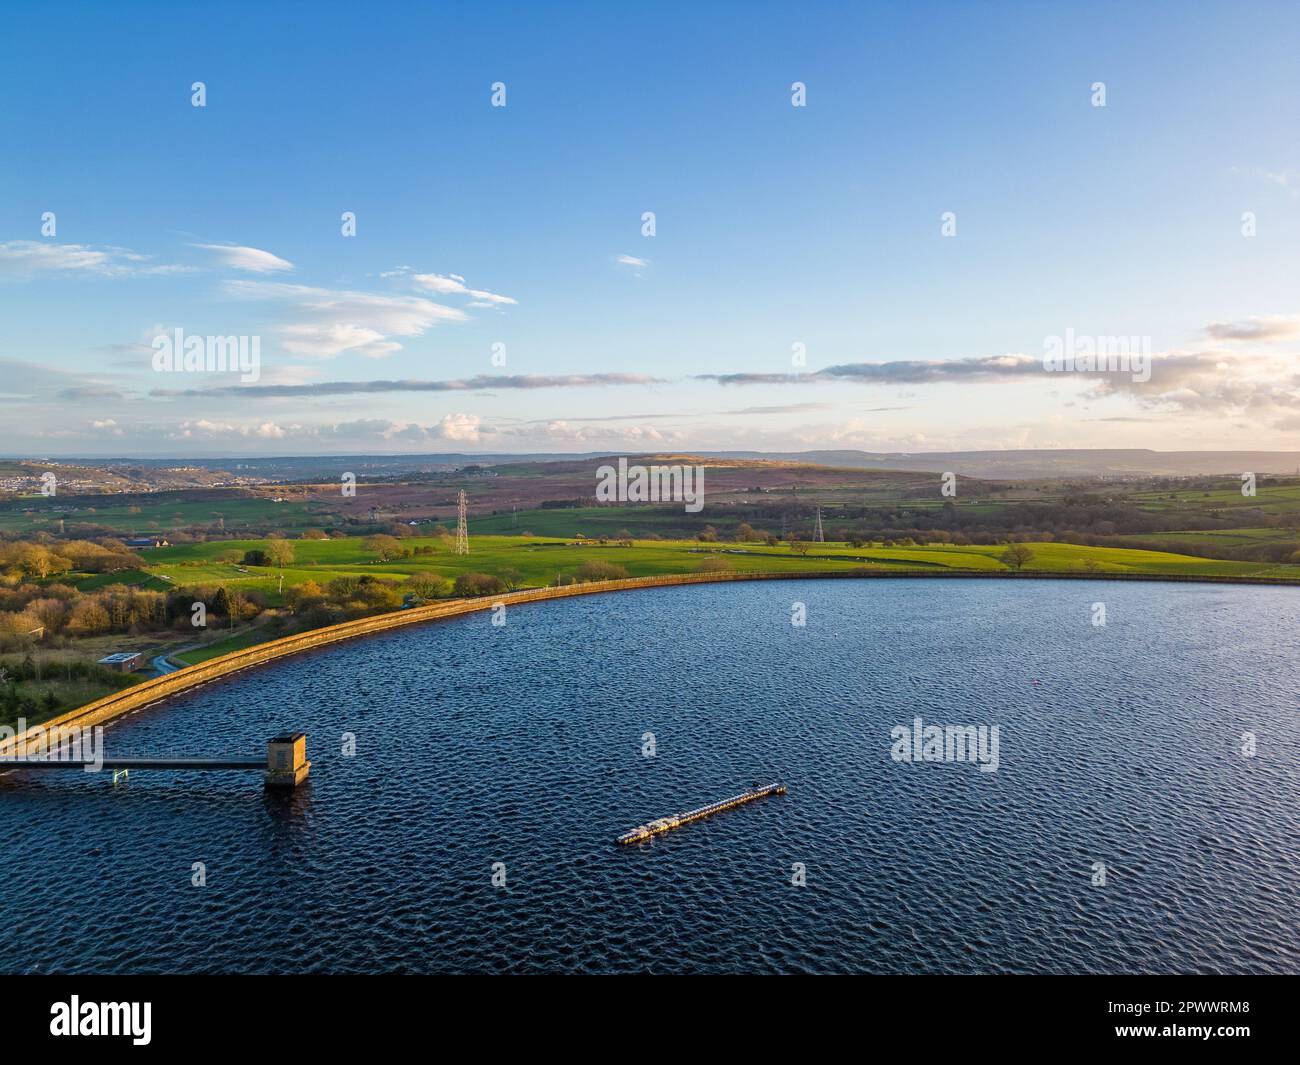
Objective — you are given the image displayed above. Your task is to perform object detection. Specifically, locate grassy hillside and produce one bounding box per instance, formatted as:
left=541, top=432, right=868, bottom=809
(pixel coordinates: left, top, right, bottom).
left=135, top=534, right=1299, bottom=604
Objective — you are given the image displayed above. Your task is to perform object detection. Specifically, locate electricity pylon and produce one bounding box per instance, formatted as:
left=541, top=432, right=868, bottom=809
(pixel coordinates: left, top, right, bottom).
left=455, top=490, right=469, bottom=555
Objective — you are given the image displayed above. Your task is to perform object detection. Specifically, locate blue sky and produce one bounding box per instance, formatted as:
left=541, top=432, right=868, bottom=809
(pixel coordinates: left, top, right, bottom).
left=1, top=0, right=1298, bottom=456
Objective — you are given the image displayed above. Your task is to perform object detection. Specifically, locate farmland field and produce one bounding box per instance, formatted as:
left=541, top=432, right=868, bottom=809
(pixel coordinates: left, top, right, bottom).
left=132, top=534, right=1300, bottom=604
left=0, top=495, right=324, bottom=534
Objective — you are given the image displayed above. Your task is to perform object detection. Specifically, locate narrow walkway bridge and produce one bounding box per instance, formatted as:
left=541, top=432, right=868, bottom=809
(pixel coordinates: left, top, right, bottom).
left=0, top=734, right=310, bottom=788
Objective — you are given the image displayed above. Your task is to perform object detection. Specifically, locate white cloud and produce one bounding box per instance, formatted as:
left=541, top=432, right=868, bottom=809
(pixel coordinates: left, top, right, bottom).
left=1230, top=165, right=1299, bottom=197
left=615, top=254, right=651, bottom=280
left=429, top=413, right=484, bottom=442
left=163, top=414, right=495, bottom=445
left=375, top=414, right=494, bottom=444
left=0, top=241, right=188, bottom=279
left=170, top=418, right=297, bottom=440
left=191, top=243, right=294, bottom=273
left=525, top=420, right=677, bottom=444
left=1090, top=349, right=1300, bottom=424
left=224, top=280, right=466, bottom=358
left=0, top=357, right=130, bottom=402
left=411, top=272, right=517, bottom=305
left=251, top=363, right=324, bottom=387
left=279, top=323, right=399, bottom=359
left=1204, top=315, right=1300, bottom=342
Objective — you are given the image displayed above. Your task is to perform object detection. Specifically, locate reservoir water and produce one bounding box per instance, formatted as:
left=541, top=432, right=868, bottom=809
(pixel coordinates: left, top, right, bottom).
left=2, top=578, right=1297, bottom=974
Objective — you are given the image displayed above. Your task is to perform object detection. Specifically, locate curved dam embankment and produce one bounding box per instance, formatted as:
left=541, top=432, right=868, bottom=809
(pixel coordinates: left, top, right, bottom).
left=2, top=566, right=1296, bottom=757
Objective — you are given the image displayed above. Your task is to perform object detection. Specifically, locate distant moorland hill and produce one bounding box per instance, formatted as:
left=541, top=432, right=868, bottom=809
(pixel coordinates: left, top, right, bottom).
left=8, top=448, right=1300, bottom=482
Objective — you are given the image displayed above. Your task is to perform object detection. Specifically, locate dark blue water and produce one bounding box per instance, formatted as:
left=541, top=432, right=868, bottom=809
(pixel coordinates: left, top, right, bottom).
left=2, top=579, right=1297, bottom=974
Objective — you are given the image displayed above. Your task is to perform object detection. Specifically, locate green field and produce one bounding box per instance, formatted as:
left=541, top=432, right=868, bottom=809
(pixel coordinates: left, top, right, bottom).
left=469, top=506, right=686, bottom=537
left=173, top=626, right=277, bottom=666
left=132, top=534, right=1300, bottom=603
left=63, top=568, right=173, bottom=592
left=1125, top=527, right=1292, bottom=546
left=1126, top=483, right=1300, bottom=512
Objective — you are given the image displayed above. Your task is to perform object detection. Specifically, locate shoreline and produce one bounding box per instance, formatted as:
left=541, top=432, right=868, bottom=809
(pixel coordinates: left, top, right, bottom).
left=2, top=567, right=1295, bottom=757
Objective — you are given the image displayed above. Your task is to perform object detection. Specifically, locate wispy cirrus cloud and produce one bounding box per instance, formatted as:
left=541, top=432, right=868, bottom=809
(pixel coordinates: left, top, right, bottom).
left=615, top=254, right=650, bottom=279
left=60, top=385, right=128, bottom=401
left=0, top=357, right=128, bottom=402
left=409, top=272, right=517, bottom=306
left=1204, top=315, right=1300, bottom=342
left=190, top=243, right=293, bottom=273
left=0, top=240, right=189, bottom=279
left=149, top=372, right=665, bottom=398
left=721, top=402, right=838, bottom=415
left=697, top=354, right=1042, bottom=386
left=1230, top=165, right=1300, bottom=197
left=223, top=279, right=466, bottom=358
left=279, top=322, right=400, bottom=359
left=512, top=402, right=840, bottom=426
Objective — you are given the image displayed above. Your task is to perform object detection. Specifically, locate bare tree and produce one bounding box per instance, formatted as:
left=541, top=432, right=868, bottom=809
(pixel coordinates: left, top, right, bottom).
left=1000, top=543, right=1034, bottom=570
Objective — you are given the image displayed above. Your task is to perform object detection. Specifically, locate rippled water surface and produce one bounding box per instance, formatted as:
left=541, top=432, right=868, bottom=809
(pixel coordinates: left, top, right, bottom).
left=2, top=579, right=1298, bottom=974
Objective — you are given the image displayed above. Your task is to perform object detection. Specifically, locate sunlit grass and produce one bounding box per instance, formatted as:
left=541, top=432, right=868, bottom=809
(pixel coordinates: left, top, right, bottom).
left=132, top=533, right=1297, bottom=605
